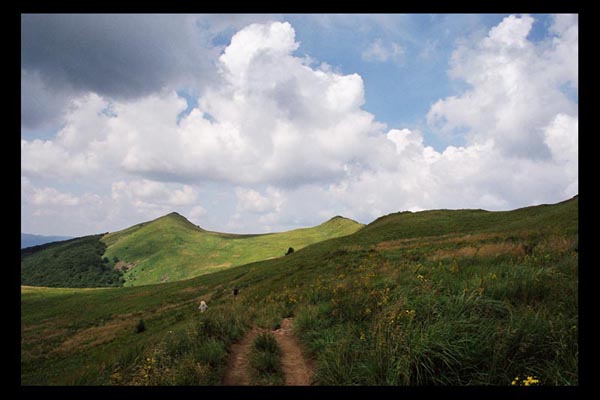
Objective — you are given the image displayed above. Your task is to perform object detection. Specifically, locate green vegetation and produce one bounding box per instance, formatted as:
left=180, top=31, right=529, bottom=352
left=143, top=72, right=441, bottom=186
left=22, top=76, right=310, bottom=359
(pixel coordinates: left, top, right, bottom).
left=21, top=196, right=578, bottom=385
left=250, top=332, right=284, bottom=385
left=102, top=212, right=363, bottom=286
left=135, top=319, right=146, bottom=334
left=21, top=235, right=124, bottom=288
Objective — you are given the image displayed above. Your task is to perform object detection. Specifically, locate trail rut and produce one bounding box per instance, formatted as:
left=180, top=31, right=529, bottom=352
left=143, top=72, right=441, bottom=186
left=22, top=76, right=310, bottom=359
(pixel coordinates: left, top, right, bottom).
left=272, top=318, right=314, bottom=385
left=221, top=318, right=314, bottom=386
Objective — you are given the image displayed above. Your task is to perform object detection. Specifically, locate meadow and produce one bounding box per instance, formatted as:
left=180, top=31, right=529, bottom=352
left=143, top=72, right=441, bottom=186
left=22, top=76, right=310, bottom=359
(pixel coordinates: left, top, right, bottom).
left=21, top=196, right=578, bottom=385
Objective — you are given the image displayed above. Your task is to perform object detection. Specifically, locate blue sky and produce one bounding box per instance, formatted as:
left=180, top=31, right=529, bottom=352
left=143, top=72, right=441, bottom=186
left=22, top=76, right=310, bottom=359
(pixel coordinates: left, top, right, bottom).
left=21, top=14, right=578, bottom=236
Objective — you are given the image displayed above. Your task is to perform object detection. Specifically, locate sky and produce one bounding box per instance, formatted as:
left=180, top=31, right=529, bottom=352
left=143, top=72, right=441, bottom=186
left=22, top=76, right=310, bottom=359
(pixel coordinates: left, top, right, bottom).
left=21, top=14, right=578, bottom=236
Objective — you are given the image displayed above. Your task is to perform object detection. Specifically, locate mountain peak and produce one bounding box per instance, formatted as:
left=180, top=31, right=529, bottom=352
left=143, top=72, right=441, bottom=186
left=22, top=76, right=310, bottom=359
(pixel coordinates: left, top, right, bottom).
left=155, top=211, right=205, bottom=231
left=322, top=215, right=363, bottom=226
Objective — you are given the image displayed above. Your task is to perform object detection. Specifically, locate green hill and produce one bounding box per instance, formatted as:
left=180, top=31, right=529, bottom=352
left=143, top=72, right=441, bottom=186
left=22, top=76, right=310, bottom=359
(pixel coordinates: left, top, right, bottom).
left=101, top=213, right=364, bottom=286
left=21, top=196, right=578, bottom=385
left=20, top=212, right=363, bottom=289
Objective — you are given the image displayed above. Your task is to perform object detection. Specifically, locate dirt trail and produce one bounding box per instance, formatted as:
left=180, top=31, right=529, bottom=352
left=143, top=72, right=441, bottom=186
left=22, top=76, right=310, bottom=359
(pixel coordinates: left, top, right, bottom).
left=221, top=327, right=262, bottom=385
left=222, top=318, right=314, bottom=386
left=273, top=318, right=314, bottom=386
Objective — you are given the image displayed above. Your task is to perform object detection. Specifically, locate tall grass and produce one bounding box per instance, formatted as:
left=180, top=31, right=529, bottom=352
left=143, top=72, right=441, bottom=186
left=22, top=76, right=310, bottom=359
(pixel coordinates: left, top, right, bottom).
left=250, top=332, right=284, bottom=385
left=21, top=197, right=578, bottom=385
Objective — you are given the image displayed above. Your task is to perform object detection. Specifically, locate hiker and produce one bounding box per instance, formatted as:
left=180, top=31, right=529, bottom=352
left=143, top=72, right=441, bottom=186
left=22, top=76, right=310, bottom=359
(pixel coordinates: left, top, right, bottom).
left=233, top=288, right=239, bottom=300
left=199, top=300, right=208, bottom=313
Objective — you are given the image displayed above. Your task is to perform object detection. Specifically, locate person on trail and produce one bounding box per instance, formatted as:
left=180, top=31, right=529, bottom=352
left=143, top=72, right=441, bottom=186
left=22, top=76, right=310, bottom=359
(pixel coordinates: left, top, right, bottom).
left=199, top=300, right=208, bottom=312
left=233, top=288, right=239, bottom=300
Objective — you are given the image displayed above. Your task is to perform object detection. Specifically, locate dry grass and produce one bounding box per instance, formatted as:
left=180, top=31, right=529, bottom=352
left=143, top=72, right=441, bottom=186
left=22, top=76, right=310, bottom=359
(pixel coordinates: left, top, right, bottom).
left=54, top=318, right=137, bottom=355
left=429, top=242, right=526, bottom=261
left=375, top=232, right=504, bottom=252
left=538, top=235, right=576, bottom=253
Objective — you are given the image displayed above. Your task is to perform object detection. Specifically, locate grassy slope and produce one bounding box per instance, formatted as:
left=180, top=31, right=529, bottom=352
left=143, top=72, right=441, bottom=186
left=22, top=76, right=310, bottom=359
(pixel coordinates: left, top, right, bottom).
left=102, top=213, right=363, bottom=286
left=21, top=196, right=578, bottom=385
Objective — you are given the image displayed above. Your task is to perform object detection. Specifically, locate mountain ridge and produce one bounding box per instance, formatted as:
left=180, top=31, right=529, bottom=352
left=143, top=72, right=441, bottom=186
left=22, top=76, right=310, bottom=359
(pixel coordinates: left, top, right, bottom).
left=101, top=212, right=365, bottom=286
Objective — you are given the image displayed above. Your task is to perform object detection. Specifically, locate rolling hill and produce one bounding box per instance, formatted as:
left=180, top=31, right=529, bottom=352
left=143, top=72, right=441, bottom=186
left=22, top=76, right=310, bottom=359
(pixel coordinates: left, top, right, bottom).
left=21, top=212, right=364, bottom=287
left=21, top=196, right=578, bottom=385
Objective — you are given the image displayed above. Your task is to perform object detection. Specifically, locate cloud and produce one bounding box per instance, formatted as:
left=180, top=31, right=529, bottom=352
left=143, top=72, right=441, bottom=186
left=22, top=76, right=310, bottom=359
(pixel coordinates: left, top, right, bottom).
left=362, top=38, right=405, bottom=63
left=189, top=205, right=208, bottom=223
left=21, top=178, right=79, bottom=207
left=21, top=14, right=219, bottom=99
left=21, top=93, right=110, bottom=179
left=20, top=14, right=281, bottom=129
left=426, top=14, right=578, bottom=159
left=22, top=21, right=388, bottom=188
left=111, top=180, right=200, bottom=211
left=235, top=187, right=284, bottom=214
left=21, top=70, right=74, bottom=129
left=21, top=16, right=578, bottom=236
left=30, top=187, right=80, bottom=206
left=21, top=138, right=101, bottom=179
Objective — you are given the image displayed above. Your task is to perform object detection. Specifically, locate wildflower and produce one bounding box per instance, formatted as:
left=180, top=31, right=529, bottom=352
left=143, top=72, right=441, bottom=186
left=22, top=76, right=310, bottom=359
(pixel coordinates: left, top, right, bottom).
left=523, top=376, right=540, bottom=386
left=416, top=274, right=425, bottom=281
left=360, top=332, right=366, bottom=341
left=511, top=375, right=540, bottom=386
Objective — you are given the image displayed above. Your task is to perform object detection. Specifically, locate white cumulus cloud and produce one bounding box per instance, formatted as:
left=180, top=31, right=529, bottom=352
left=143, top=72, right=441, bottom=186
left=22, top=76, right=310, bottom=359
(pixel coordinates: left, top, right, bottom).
left=427, top=14, right=578, bottom=159
left=21, top=16, right=578, bottom=236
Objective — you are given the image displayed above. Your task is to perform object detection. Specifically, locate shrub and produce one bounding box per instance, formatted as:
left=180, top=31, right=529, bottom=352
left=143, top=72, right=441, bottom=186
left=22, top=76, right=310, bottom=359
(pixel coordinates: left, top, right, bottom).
left=136, top=319, right=146, bottom=334
left=285, top=247, right=295, bottom=256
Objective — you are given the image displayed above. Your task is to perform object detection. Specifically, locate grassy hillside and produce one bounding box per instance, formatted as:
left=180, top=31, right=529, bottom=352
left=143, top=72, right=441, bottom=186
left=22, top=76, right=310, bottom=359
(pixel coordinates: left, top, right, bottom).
left=21, top=196, right=578, bottom=385
left=101, top=213, right=364, bottom=286
left=21, top=235, right=125, bottom=288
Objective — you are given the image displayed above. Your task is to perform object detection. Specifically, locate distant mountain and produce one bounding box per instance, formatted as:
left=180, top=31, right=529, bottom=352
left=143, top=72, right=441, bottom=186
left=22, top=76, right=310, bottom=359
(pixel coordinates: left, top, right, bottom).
left=101, top=212, right=365, bottom=286
left=21, top=233, right=73, bottom=249
left=20, top=212, right=364, bottom=288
